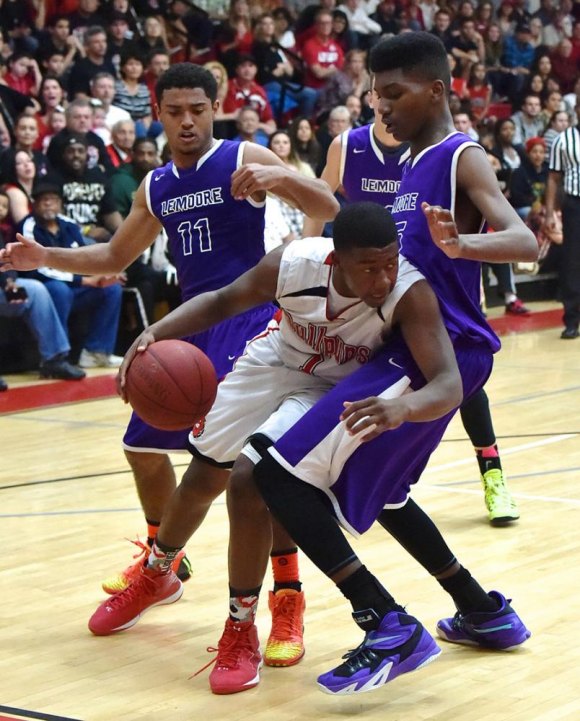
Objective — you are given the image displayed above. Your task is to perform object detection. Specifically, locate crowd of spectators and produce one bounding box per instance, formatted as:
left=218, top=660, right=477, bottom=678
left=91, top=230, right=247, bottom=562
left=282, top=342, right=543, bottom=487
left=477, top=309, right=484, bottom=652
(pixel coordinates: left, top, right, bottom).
left=1, top=0, right=579, bottom=386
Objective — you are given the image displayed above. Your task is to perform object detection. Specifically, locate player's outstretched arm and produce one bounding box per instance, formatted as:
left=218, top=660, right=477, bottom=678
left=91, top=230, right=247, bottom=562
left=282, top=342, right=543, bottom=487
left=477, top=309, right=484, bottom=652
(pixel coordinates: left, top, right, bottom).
left=0, top=182, right=163, bottom=275
left=303, top=134, right=342, bottom=238
left=117, top=247, right=284, bottom=397
left=428, top=146, right=537, bottom=263
left=340, top=280, right=463, bottom=442
left=234, top=143, right=340, bottom=220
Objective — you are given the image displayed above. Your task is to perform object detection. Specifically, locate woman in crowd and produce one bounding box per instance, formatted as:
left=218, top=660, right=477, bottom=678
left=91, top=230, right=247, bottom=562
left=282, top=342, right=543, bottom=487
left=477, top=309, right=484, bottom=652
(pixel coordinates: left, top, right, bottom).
left=1, top=149, right=36, bottom=225
left=113, top=50, right=153, bottom=138
left=492, top=118, right=525, bottom=171
left=135, top=16, right=169, bottom=58
left=251, top=13, right=317, bottom=120
left=35, top=76, right=67, bottom=150
left=496, top=1, right=516, bottom=37
left=267, top=129, right=314, bottom=238
left=288, top=116, right=321, bottom=175
left=272, top=6, right=296, bottom=49
left=203, top=60, right=239, bottom=139
left=474, top=1, right=494, bottom=37
left=467, top=61, right=492, bottom=122
left=542, top=109, right=570, bottom=154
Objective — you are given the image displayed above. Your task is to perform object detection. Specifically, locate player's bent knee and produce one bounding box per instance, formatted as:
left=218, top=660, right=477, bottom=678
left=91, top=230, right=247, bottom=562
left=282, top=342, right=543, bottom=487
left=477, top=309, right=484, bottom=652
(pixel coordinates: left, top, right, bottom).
left=179, top=457, right=228, bottom=499
left=228, top=455, right=263, bottom=508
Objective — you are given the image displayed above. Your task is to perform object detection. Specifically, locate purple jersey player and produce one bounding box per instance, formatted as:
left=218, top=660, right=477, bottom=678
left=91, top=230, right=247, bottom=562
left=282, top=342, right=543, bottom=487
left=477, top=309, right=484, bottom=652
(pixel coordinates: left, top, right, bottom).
left=250, top=33, right=537, bottom=696
left=306, top=88, right=520, bottom=526
left=0, top=63, right=339, bottom=651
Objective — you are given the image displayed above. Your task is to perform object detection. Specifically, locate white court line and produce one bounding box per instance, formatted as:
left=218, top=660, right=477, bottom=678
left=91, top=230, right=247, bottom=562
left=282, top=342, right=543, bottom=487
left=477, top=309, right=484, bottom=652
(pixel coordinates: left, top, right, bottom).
left=420, top=485, right=580, bottom=506
left=425, top=434, right=577, bottom=473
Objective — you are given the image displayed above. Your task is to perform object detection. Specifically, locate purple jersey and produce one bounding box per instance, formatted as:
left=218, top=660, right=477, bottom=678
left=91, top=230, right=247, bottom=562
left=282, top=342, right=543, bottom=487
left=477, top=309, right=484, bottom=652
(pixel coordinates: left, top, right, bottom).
left=145, top=139, right=266, bottom=301
left=124, top=139, right=275, bottom=453
left=339, top=124, right=410, bottom=211
left=392, top=132, right=500, bottom=352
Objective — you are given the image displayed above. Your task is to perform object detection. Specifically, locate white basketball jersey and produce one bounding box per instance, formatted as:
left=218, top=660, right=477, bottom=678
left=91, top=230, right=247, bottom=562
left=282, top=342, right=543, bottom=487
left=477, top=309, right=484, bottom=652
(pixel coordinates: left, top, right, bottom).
left=271, top=238, right=424, bottom=384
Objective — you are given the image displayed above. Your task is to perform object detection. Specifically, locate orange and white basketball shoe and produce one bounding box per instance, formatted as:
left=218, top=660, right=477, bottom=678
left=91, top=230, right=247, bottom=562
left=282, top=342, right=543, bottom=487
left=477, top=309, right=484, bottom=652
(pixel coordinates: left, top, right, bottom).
left=264, top=589, right=306, bottom=667
left=101, top=538, right=191, bottom=594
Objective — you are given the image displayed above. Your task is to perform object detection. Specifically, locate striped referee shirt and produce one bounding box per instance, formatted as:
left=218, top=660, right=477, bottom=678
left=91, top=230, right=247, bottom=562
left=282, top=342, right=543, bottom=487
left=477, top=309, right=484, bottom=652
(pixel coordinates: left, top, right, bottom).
left=548, top=126, right=580, bottom=197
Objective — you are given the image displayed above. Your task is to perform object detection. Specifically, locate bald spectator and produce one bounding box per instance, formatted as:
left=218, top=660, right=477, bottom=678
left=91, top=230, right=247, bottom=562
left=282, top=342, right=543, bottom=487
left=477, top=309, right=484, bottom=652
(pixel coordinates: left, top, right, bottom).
left=316, top=104, right=352, bottom=175
left=550, top=39, right=579, bottom=94
left=106, top=119, right=136, bottom=168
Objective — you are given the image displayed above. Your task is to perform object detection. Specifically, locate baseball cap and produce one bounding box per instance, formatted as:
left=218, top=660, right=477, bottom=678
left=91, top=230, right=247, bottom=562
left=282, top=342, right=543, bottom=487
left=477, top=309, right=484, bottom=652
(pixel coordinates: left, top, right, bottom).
left=235, top=53, right=257, bottom=67
left=65, top=132, right=89, bottom=148
left=32, top=181, right=64, bottom=200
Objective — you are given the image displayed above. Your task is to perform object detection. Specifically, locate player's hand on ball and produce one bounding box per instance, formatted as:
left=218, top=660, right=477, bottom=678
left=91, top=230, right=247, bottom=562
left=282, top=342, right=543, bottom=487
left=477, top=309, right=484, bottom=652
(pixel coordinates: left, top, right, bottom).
left=341, top=397, right=409, bottom=442
left=117, top=329, right=157, bottom=401
left=422, top=202, right=462, bottom=258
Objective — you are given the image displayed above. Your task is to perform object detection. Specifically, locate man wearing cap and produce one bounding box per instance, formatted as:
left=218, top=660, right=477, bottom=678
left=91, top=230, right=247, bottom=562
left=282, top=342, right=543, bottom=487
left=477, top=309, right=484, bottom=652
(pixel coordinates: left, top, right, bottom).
left=501, top=22, right=535, bottom=98
left=48, top=133, right=123, bottom=244
left=17, top=181, right=124, bottom=369
left=223, top=54, right=277, bottom=136
left=47, top=97, right=115, bottom=175
left=1, top=191, right=86, bottom=381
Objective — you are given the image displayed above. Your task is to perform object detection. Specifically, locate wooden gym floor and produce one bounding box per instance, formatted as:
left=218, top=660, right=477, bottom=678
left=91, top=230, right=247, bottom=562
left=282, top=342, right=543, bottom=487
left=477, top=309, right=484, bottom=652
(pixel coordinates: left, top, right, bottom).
left=1, top=301, right=579, bottom=721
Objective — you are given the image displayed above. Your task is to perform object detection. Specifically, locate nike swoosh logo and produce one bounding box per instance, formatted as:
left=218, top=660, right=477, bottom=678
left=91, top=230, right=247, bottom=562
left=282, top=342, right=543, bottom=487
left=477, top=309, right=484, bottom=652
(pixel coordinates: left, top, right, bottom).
left=471, top=623, right=513, bottom=633
left=353, top=148, right=365, bottom=154
left=388, top=357, right=404, bottom=369
left=228, top=354, right=236, bottom=361
left=369, top=635, right=406, bottom=645
left=154, top=175, right=163, bottom=181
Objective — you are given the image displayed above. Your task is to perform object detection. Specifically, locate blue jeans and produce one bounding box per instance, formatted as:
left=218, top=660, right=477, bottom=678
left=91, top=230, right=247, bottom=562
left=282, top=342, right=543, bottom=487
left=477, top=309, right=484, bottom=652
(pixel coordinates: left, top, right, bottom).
left=42, top=280, right=122, bottom=355
left=265, top=81, right=319, bottom=119
left=0, top=278, right=70, bottom=361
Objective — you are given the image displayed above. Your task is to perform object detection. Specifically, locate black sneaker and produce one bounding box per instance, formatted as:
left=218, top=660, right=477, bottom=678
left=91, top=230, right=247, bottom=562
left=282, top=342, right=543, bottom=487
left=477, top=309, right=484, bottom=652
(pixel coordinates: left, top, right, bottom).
left=40, top=357, right=86, bottom=380
left=560, top=327, right=579, bottom=340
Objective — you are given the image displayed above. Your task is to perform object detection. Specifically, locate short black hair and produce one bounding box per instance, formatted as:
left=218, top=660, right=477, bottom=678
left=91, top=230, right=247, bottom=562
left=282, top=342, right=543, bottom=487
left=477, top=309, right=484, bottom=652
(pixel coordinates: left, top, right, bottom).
left=132, top=136, right=158, bottom=153
left=370, top=32, right=450, bottom=92
left=333, top=203, right=398, bottom=252
left=155, top=63, right=218, bottom=104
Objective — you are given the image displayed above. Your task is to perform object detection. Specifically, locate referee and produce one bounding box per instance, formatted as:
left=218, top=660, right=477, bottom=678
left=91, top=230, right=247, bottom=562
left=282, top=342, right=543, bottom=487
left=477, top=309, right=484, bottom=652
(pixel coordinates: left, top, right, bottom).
left=545, top=105, right=580, bottom=339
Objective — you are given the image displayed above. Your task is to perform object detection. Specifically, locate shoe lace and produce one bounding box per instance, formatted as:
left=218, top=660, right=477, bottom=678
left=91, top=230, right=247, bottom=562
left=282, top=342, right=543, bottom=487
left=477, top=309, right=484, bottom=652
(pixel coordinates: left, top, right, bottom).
left=190, top=623, right=254, bottom=678
left=107, top=570, right=157, bottom=609
left=127, top=536, right=150, bottom=561
left=270, top=593, right=301, bottom=639
left=339, top=637, right=379, bottom=671
left=483, top=470, right=513, bottom=508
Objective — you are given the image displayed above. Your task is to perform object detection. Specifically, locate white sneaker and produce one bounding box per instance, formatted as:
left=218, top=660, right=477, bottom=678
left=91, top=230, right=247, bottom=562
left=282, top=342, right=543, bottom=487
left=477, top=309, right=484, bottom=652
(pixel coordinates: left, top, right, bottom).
left=79, top=349, right=124, bottom=368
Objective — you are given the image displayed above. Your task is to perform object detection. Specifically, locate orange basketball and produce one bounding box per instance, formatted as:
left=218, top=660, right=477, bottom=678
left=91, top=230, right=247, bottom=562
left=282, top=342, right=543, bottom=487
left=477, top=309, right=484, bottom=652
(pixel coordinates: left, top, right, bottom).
left=125, top=340, right=218, bottom=431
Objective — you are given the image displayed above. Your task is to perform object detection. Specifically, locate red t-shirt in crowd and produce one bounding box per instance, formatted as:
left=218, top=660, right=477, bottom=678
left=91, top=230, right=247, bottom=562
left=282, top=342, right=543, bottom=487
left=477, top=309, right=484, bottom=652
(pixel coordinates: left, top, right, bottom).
left=222, top=79, right=274, bottom=122
left=301, top=36, right=344, bottom=89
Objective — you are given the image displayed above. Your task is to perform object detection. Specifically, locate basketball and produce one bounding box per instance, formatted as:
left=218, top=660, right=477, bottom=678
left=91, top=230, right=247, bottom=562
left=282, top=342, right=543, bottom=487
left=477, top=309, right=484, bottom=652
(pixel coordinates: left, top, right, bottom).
left=125, top=340, right=218, bottom=431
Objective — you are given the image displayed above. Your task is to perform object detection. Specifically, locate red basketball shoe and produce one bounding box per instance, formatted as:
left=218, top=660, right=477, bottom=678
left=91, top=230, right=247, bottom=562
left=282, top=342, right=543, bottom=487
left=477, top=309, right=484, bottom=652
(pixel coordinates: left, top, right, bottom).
left=89, top=566, right=183, bottom=636
left=101, top=537, right=191, bottom=594
left=208, top=619, right=262, bottom=695
left=264, top=589, right=305, bottom=667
